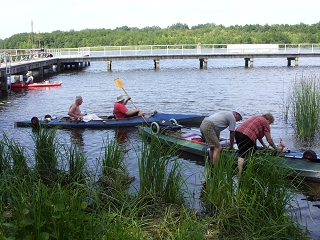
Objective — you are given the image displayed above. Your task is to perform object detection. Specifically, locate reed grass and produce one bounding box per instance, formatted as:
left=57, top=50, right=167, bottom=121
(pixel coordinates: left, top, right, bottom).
left=0, top=133, right=29, bottom=177
left=32, top=126, right=60, bottom=183
left=62, top=144, right=88, bottom=183
left=285, top=74, right=320, bottom=138
left=137, top=133, right=185, bottom=204
left=0, top=126, right=312, bottom=239
left=201, top=150, right=308, bottom=239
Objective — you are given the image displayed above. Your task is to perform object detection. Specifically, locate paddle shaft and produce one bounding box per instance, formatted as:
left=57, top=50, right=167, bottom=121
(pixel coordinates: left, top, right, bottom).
left=121, top=88, right=149, bottom=126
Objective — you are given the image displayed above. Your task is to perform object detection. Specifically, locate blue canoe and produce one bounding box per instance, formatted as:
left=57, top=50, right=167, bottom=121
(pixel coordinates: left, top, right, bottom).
left=15, top=112, right=204, bottom=129
left=139, top=123, right=320, bottom=183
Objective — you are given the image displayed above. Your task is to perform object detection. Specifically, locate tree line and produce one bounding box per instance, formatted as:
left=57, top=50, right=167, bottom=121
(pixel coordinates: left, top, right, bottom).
left=1, top=22, right=320, bottom=49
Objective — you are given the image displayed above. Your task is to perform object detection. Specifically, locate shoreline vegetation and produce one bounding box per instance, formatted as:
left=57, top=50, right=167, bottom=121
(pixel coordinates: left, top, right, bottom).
left=1, top=22, right=320, bottom=49
left=0, top=124, right=311, bottom=239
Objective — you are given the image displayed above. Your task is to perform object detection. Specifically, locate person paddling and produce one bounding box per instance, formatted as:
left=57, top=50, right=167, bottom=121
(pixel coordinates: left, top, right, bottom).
left=113, top=94, right=140, bottom=118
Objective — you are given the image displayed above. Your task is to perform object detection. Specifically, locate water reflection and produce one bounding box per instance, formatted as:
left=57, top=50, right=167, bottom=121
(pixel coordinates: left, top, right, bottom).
left=70, top=129, right=85, bottom=145
left=115, top=128, right=129, bottom=145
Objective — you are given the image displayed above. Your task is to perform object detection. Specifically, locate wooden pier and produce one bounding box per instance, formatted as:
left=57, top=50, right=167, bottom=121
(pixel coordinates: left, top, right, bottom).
left=1, top=44, right=320, bottom=92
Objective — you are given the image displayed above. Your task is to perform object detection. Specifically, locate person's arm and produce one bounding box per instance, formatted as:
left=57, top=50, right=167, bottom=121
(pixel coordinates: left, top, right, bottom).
left=258, top=138, right=267, bottom=148
left=264, top=131, right=282, bottom=151
left=125, top=109, right=140, bottom=117
left=229, top=131, right=235, bottom=150
left=124, top=97, right=131, bottom=105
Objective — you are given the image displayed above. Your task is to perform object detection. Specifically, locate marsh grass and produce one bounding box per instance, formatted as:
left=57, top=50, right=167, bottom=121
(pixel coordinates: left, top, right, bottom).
left=32, top=126, right=60, bottom=183
left=137, top=133, right=185, bottom=204
left=0, top=133, right=29, bottom=177
left=62, top=144, right=88, bottom=183
left=201, top=150, right=308, bottom=239
left=285, top=74, right=320, bottom=138
left=0, top=125, right=311, bottom=239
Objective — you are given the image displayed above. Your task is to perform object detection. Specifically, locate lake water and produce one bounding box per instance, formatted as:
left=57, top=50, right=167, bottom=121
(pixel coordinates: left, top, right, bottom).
left=1, top=57, right=320, bottom=238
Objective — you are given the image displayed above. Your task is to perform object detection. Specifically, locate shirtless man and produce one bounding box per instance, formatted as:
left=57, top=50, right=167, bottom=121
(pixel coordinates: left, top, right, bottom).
left=68, top=96, right=86, bottom=120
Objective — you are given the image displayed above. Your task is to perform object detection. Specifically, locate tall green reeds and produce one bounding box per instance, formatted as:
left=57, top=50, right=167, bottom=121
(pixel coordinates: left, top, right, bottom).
left=201, top=150, right=308, bottom=239
left=62, top=144, right=88, bottom=183
left=32, top=126, right=60, bottom=183
left=137, top=133, right=185, bottom=204
left=0, top=125, right=312, bottom=239
left=0, top=134, right=29, bottom=177
left=285, top=74, right=320, bottom=138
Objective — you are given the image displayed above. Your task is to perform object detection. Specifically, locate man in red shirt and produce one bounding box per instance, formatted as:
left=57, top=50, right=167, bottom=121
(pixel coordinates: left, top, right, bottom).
left=113, top=95, right=140, bottom=118
left=235, top=112, right=282, bottom=175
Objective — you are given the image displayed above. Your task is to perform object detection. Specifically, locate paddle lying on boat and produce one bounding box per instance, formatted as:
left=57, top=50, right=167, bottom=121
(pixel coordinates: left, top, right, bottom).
left=139, top=119, right=320, bottom=183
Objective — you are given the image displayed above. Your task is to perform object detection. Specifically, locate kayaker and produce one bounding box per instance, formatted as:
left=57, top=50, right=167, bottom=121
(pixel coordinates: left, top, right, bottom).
left=200, top=110, right=243, bottom=166
left=113, top=94, right=140, bottom=118
left=235, top=112, right=283, bottom=175
left=68, top=96, right=86, bottom=120
left=26, top=73, right=34, bottom=84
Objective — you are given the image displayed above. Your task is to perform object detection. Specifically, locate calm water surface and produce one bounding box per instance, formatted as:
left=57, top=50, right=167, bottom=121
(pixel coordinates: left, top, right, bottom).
left=1, top=58, right=320, bottom=238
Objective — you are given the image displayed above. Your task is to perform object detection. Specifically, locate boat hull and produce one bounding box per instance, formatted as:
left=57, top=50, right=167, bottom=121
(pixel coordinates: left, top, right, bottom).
left=10, top=81, right=62, bottom=89
left=15, top=113, right=204, bottom=129
left=140, top=125, right=320, bottom=183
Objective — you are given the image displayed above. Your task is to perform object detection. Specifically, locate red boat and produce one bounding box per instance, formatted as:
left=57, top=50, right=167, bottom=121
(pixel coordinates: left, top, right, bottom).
left=9, top=81, right=62, bottom=89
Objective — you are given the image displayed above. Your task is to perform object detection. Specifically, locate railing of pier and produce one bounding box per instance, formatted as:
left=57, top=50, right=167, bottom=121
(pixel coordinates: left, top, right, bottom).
left=2, top=44, right=320, bottom=66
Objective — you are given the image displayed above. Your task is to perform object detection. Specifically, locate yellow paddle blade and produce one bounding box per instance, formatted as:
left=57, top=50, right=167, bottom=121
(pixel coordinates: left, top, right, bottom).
left=114, top=78, right=124, bottom=88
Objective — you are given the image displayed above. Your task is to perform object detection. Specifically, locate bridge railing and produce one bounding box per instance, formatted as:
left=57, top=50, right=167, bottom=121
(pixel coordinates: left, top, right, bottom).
left=2, top=44, right=320, bottom=66
left=51, top=43, right=320, bottom=56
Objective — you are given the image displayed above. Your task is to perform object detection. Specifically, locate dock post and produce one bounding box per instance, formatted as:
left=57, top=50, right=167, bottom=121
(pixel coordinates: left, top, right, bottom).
left=295, top=57, right=299, bottom=66
left=199, top=59, right=204, bottom=69
left=106, top=61, right=112, bottom=71
left=204, top=58, right=208, bottom=69
left=154, top=59, right=160, bottom=70
left=0, top=77, right=6, bottom=91
left=39, top=67, right=44, bottom=77
left=244, top=58, right=249, bottom=67
left=287, top=57, right=295, bottom=66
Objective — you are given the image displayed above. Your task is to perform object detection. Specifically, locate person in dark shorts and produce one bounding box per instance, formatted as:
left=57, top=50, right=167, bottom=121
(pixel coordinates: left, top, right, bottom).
left=200, top=110, right=243, bottom=166
left=235, top=112, right=283, bottom=175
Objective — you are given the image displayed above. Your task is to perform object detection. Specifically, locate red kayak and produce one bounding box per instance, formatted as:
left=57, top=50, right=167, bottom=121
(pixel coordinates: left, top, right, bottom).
left=9, top=81, right=62, bottom=89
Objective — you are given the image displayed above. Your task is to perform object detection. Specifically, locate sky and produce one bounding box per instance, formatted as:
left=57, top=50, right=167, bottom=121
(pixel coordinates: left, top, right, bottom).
left=1, top=0, right=320, bottom=39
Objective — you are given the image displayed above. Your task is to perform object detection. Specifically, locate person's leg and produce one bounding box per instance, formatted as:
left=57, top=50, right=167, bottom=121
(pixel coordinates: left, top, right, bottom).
left=235, top=131, right=255, bottom=176
left=212, top=145, right=222, bottom=167
left=200, top=120, right=220, bottom=166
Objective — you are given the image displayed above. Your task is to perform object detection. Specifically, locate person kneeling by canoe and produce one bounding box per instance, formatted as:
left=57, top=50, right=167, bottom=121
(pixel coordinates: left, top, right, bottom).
left=68, top=96, right=86, bottom=120
left=200, top=110, right=243, bottom=167
left=114, top=94, right=140, bottom=118
left=235, top=112, right=283, bottom=177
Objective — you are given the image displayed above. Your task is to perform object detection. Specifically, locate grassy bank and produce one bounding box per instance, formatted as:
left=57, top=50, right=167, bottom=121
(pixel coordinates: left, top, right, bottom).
left=0, top=126, right=310, bottom=239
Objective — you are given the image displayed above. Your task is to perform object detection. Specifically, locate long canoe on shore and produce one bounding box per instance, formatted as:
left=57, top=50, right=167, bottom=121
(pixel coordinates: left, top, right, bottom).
left=15, top=112, right=204, bottom=129
left=139, top=122, right=320, bottom=183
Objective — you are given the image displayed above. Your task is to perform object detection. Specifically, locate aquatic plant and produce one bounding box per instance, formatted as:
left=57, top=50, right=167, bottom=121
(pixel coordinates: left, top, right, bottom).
left=137, top=132, right=185, bottom=204
left=285, top=74, right=320, bottom=138
left=201, top=150, right=307, bottom=239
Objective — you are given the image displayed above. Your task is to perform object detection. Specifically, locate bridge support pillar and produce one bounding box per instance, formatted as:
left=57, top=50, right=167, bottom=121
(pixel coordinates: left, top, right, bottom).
left=0, top=77, right=9, bottom=96
left=199, top=58, right=208, bottom=69
left=38, top=67, right=44, bottom=77
left=244, top=58, right=254, bottom=67
left=154, top=59, right=160, bottom=70
left=106, top=61, right=112, bottom=71
left=287, top=57, right=299, bottom=66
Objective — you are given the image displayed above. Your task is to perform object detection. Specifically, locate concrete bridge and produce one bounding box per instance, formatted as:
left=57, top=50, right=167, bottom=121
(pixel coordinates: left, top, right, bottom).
left=1, top=44, right=320, bottom=92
